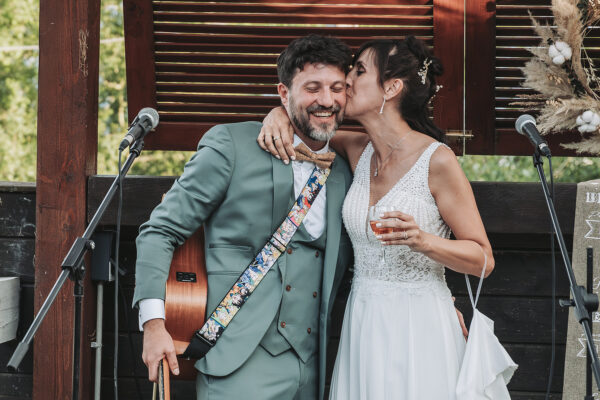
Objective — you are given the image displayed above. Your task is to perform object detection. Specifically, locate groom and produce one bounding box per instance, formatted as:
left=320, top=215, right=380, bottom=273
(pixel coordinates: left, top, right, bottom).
left=133, top=34, right=354, bottom=400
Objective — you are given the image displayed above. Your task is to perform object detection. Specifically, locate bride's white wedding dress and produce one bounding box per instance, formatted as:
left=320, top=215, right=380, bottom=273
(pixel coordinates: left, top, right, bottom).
left=329, top=141, right=466, bottom=400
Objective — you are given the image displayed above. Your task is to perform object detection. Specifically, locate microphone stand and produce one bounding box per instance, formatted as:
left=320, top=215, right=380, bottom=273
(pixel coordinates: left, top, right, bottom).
left=7, top=138, right=146, bottom=400
left=532, top=150, right=600, bottom=390
left=586, top=247, right=594, bottom=400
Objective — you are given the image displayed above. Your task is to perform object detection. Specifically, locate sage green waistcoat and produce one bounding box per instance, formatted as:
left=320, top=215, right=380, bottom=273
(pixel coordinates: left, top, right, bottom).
left=260, top=221, right=326, bottom=362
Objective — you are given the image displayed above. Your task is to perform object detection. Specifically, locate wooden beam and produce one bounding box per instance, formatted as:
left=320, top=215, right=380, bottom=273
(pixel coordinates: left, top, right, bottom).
left=34, top=0, right=100, bottom=397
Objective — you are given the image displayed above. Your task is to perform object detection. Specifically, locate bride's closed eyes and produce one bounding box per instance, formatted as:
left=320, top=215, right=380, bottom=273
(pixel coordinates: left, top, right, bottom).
left=354, top=62, right=366, bottom=76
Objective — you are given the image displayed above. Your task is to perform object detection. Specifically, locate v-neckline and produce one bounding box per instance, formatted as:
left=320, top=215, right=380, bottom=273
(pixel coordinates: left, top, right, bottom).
left=366, top=141, right=435, bottom=208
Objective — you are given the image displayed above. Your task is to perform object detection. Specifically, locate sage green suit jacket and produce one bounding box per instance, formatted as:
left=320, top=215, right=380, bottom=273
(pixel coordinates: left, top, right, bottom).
left=133, top=121, right=353, bottom=399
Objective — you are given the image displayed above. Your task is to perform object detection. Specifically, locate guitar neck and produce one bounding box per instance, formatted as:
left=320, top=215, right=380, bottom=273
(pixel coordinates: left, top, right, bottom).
left=157, top=358, right=171, bottom=400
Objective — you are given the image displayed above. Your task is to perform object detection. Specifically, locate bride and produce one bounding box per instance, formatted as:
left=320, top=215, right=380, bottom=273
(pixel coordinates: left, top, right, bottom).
left=258, top=36, right=495, bottom=399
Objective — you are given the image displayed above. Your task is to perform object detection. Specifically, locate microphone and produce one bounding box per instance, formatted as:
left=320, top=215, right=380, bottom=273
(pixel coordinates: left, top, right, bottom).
left=119, top=107, right=159, bottom=151
left=515, top=114, right=551, bottom=157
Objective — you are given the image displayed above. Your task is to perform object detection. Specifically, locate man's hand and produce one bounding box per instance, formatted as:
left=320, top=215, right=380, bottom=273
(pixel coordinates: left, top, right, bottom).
left=142, top=318, right=180, bottom=382
left=453, top=297, right=469, bottom=340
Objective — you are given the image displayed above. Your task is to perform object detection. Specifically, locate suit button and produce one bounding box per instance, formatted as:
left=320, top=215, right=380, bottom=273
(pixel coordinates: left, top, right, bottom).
left=315, top=251, right=320, bottom=257
left=287, top=248, right=293, bottom=254
left=313, top=292, right=318, bottom=298
left=307, top=328, right=312, bottom=334
left=286, top=285, right=291, bottom=291
left=280, top=321, right=286, bottom=328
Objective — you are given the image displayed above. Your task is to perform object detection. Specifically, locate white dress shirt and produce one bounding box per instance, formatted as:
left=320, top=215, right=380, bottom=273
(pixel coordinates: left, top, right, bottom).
left=138, top=134, right=329, bottom=330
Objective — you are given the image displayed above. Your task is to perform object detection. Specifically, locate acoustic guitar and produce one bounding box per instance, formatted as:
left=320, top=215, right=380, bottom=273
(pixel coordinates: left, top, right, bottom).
left=153, top=227, right=208, bottom=399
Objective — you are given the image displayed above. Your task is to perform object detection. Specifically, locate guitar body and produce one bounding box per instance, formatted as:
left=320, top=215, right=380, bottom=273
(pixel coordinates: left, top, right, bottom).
left=164, top=227, right=208, bottom=381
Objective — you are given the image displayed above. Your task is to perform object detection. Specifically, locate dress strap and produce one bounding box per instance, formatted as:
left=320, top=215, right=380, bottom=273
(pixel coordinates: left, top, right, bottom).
left=355, top=142, right=374, bottom=178
left=464, top=247, right=488, bottom=310
left=421, top=141, right=447, bottom=165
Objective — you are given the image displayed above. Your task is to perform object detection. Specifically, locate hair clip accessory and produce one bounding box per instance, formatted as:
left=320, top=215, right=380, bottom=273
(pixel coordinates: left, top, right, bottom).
left=417, top=58, right=432, bottom=84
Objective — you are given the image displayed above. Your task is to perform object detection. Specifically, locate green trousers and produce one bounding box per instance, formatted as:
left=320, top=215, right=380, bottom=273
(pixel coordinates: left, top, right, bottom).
left=196, top=345, right=317, bottom=400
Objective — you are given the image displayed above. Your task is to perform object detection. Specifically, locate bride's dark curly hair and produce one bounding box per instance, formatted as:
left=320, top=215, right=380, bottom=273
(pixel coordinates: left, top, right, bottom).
left=353, top=35, right=445, bottom=142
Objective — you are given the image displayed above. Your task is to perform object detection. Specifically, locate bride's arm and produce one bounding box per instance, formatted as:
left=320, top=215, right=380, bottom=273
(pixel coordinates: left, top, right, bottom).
left=423, top=145, right=494, bottom=277
left=376, top=145, right=494, bottom=278
left=258, top=106, right=368, bottom=170
left=257, top=107, right=296, bottom=163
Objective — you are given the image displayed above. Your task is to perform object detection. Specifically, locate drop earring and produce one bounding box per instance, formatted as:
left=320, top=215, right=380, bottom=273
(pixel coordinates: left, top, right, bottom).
left=379, top=97, right=386, bottom=114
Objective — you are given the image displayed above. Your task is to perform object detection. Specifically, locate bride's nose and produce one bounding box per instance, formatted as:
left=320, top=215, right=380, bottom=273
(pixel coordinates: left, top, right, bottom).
left=345, top=78, right=353, bottom=95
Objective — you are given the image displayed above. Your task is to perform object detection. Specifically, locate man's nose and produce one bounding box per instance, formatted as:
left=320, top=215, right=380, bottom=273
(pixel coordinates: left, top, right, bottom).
left=317, top=89, right=334, bottom=108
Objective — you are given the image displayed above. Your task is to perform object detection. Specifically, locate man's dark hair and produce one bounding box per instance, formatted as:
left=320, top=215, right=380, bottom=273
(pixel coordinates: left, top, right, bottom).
left=277, top=34, right=352, bottom=87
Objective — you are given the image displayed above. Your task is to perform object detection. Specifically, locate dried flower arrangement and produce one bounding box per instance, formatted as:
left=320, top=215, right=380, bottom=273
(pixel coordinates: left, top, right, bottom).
left=514, top=0, right=600, bottom=153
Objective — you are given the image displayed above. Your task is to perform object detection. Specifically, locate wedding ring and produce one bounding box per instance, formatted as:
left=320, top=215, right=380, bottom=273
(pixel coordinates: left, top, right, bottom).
left=403, top=231, right=408, bottom=240
left=273, top=137, right=281, bottom=142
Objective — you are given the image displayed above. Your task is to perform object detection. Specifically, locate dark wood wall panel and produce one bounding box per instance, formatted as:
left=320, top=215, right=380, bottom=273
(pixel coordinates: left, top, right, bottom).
left=84, top=177, right=575, bottom=398
left=1, top=181, right=576, bottom=398
left=88, top=177, right=577, bottom=234
left=0, top=184, right=35, bottom=399
left=0, top=186, right=36, bottom=281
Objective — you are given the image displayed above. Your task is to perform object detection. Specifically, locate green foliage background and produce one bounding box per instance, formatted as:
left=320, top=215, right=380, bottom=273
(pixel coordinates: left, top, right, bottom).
left=1, top=0, right=599, bottom=182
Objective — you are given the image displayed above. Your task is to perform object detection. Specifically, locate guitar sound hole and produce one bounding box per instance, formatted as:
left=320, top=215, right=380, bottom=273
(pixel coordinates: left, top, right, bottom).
left=176, top=272, right=197, bottom=283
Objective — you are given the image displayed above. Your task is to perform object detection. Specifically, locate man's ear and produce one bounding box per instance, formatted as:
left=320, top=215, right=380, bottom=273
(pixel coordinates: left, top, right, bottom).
left=277, top=83, right=290, bottom=107
left=384, top=78, right=403, bottom=100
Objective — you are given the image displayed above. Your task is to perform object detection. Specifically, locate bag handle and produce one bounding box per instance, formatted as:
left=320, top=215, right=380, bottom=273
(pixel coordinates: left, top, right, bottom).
left=464, top=246, right=488, bottom=310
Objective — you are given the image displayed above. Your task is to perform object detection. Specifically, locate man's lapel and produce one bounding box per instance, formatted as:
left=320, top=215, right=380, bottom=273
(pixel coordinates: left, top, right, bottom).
left=321, top=157, right=344, bottom=304
left=271, top=156, right=294, bottom=234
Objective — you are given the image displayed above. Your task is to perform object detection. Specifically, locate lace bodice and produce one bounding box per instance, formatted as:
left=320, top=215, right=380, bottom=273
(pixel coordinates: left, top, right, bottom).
left=342, top=141, right=451, bottom=290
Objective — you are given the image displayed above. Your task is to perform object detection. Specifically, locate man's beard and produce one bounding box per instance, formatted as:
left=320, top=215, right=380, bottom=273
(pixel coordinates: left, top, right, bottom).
left=288, top=98, right=343, bottom=142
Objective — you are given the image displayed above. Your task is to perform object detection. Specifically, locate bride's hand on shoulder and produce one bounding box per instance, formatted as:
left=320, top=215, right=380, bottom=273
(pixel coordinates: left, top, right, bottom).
left=375, top=211, right=431, bottom=253
left=258, top=106, right=296, bottom=164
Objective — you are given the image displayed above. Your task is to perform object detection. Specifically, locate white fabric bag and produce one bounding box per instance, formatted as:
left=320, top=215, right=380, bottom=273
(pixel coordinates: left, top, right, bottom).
left=456, top=253, right=518, bottom=400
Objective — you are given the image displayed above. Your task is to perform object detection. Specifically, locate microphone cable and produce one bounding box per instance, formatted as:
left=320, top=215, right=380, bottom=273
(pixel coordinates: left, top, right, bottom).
left=545, top=156, right=557, bottom=400
left=112, top=147, right=143, bottom=400
left=118, top=273, right=143, bottom=400
left=114, top=149, right=123, bottom=400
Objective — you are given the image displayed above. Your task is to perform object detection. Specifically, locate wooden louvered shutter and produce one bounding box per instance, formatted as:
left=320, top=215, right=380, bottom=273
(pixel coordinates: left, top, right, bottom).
left=123, top=0, right=442, bottom=151
left=123, top=0, right=597, bottom=155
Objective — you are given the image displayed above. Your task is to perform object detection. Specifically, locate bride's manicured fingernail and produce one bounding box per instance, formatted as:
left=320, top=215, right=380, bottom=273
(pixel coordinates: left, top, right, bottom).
left=376, top=223, right=382, bottom=227
left=291, top=156, right=296, bottom=160
left=379, top=213, right=385, bottom=218
left=284, top=160, right=289, bottom=165
left=376, top=235, right=382, bottom=239
left=276, top=155, right=280, bottom=159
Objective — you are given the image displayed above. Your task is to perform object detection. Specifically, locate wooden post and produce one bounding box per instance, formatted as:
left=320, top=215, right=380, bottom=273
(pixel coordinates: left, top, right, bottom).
left=465, top=0, right=496, bottom=154
left=433, top=0, right=465, bottom=154
left=34, top=0, right=100, bottom=397
left=433, top=0, right=496, bottom=155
